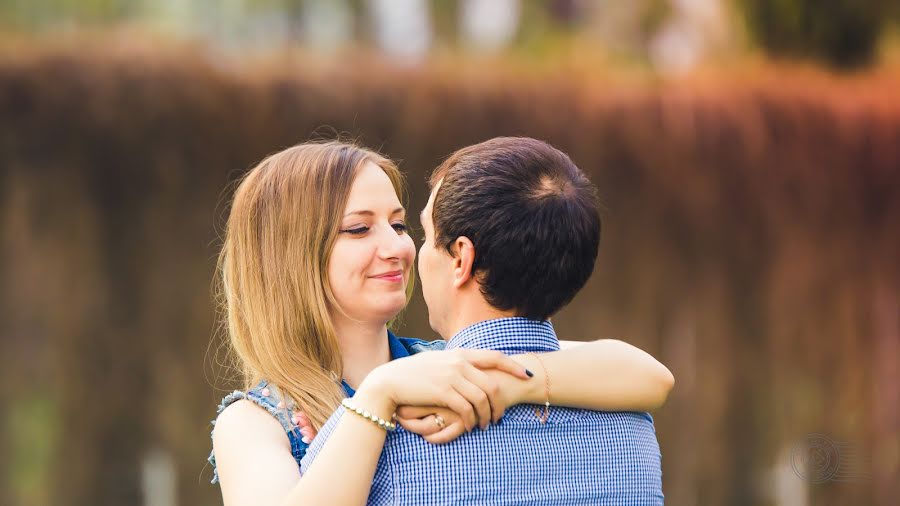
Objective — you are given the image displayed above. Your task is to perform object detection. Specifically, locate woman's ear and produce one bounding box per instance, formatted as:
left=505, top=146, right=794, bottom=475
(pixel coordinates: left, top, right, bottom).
left=451, top=236, right=476, bottom=289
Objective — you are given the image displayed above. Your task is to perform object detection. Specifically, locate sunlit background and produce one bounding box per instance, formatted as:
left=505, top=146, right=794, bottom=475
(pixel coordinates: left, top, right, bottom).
left=1, top=1, right=898, bottom=505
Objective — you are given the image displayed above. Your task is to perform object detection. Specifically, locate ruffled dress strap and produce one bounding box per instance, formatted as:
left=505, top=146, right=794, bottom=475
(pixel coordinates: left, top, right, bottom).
left=207, top=380, right=310, bottom=484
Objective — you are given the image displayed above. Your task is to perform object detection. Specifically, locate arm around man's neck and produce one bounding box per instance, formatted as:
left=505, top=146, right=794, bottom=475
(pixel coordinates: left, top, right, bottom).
left=497, top=339, right=675, bottom=413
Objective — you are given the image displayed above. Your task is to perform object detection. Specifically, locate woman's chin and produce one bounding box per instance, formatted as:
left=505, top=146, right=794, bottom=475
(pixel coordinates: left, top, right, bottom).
left=333, top=293, right=406, bottom=323
left=373, top=299, right=408, bottom=323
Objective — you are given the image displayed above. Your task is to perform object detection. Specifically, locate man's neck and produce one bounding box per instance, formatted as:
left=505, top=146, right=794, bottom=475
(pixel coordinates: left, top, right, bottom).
left=332, top=315, right=391, bottom=389
left=441, top=296, right=518, bottom=341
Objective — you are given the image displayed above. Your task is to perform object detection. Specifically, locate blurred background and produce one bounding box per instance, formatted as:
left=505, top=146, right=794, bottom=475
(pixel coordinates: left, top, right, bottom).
left=1, top=1, right=898, bottom=505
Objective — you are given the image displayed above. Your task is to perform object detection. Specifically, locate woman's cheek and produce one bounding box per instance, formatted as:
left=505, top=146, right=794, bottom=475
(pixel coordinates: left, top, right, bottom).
left=331, top=241, right=369, bottom=286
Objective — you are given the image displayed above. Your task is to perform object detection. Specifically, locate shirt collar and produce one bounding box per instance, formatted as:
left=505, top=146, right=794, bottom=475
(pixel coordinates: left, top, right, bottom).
left=342, top=330, right=409, bottom=397
left=445, top=317, right=560, bottom=355
left=386, top=329, right=412, bottom=360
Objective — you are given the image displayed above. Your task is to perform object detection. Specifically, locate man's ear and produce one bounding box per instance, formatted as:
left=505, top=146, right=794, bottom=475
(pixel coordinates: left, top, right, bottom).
left=450, top=236, right=476, bottom=289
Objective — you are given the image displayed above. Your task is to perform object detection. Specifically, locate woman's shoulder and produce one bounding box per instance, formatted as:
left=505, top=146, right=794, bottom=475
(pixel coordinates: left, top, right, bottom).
left=397, top=336, right=447, bottom=354
left=214, top=382, right=295, bottom=430
left=213, top=397, right=289, bottom=449
left=208, top=381, right=307, bottom=484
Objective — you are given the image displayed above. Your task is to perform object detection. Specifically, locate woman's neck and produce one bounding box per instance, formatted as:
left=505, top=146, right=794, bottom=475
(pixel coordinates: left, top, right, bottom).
left=332, top=315, right=391, bottom=390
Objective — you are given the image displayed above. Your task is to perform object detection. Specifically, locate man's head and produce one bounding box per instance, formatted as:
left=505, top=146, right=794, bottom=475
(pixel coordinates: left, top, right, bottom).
left=418, top=137, right=601, bottom=338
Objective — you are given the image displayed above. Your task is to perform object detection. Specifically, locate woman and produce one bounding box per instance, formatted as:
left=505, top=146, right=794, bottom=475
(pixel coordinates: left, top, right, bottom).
left=210, top=141, right=674, bottom=505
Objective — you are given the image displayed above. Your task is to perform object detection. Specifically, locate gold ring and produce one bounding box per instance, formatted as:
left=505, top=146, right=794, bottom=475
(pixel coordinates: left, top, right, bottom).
left=433, top=414, right=446, bottom=429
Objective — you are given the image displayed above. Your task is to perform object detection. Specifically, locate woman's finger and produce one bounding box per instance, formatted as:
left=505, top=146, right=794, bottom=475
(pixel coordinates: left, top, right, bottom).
left=462, top=349, right=531, bottom=379
left=397, top=414, right=442, bottom=436
left=442, top=389, right=477, bottom=432
left=395, top=405, right=437, bottom=420
left=460, top=364, right=506, bottom=424
left=397, top=406, right=458, bottom=423
left=451, top=374, right=492, bottom=429
left=424, top=420, right=468, bottom=445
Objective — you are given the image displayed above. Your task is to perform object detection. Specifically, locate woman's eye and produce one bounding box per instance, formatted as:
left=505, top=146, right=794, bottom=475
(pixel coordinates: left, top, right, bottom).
left=392, top=223, right=408, bottom=234
left=340, top=226, right=369, bottom=235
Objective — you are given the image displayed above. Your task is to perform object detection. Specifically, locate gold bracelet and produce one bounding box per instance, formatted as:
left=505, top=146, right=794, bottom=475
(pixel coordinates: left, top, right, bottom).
left=528, top=353, right=551, bottom=424
left=341, top=398, right=397, bottom=431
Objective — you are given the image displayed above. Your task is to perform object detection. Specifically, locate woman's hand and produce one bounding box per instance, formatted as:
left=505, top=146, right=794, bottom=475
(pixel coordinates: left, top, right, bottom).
left=394, top=364, right=526, bottom=444
left=356, top=349, right=532, bottom=432
left=394, top=406, right=469, bottom=444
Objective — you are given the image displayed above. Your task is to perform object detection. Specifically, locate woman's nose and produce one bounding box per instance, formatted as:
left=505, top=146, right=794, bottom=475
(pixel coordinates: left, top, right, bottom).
left=377, top=225, right=407, bottom=260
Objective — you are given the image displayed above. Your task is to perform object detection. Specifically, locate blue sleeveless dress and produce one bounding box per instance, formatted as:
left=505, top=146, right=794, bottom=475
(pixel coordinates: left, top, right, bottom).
left=207, top=332, right=445, bottom=483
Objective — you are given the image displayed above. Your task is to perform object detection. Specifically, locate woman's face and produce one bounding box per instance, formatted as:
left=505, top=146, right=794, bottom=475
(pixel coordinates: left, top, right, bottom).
left=327, top=162, right=416, bottom=325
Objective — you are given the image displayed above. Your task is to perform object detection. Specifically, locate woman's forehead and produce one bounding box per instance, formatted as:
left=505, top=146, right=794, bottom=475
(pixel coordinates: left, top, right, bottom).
left=344, top=162, right=403, bottom=213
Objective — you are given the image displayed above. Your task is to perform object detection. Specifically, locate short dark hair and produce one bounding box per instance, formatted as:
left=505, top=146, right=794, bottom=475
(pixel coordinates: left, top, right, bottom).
left=429, top=137, right=601, bottom=320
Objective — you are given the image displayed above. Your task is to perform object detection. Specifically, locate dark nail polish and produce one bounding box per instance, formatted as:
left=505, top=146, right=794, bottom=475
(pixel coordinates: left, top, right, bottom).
left=525, top=368, right=534, bottom=378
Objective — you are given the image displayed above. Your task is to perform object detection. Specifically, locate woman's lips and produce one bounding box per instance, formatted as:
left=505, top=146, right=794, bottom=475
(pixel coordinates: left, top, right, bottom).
left=370, top=271, right=403, bottom=283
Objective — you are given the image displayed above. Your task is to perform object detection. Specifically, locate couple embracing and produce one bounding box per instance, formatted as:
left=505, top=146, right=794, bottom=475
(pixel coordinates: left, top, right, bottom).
left=209, top=137, right=672, bottom=505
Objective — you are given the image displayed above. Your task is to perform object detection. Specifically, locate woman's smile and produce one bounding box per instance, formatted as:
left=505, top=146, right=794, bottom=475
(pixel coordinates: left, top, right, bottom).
left=369, top=270, right=404, bottom=283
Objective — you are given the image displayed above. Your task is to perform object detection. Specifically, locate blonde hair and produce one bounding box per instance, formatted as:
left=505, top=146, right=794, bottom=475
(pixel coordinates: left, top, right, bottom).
left=217, top=141, right=411, bottom=429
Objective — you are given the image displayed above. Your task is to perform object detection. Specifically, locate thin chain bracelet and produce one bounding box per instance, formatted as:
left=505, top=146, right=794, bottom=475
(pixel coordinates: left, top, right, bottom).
left=342, top=398, right=397, bottom=431
left=528, top=352, right=551, bottom=424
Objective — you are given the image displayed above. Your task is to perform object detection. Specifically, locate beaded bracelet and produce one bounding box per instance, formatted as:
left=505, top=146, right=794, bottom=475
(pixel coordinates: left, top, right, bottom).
left=342, top=398, right=397, bottom=431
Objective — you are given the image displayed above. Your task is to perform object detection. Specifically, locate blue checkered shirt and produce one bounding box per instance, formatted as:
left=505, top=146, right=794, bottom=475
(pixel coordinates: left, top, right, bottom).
left=301, top=318, right=665, bottom=505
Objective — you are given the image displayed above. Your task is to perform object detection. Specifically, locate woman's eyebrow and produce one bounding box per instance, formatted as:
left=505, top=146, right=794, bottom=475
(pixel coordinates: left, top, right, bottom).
left=343, top=207, right=405, bottom=217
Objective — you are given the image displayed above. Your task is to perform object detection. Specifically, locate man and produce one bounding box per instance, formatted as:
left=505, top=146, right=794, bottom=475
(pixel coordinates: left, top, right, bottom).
left=303, top=137, right=664, bottom=504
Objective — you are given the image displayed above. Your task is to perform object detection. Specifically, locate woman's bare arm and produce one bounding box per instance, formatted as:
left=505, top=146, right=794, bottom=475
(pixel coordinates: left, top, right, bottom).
left=433, top=339, right=673, bottom=413
left=213, top=349, right=531, bottom=506
left=397, top=339, right=674, bottom=443
left=213, top=389, right=393, bottom=506
left=512, top=339, right=674, bottom=412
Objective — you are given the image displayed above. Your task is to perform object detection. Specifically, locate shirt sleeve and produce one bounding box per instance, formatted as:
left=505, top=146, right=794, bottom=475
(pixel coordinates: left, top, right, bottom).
left=299, top=406, right=346, bottom=473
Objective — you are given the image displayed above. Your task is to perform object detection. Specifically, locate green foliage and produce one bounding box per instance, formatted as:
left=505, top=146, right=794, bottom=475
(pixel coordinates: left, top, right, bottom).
left=740, top=0, right=894, bottom=68
left=6, top=394, right=58, bottom=506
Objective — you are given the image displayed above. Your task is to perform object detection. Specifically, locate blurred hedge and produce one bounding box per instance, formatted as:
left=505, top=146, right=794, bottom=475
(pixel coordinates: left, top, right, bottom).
left=739, top=0, right=897, bottom=68
left=1, top=42, right=899, bottom=506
